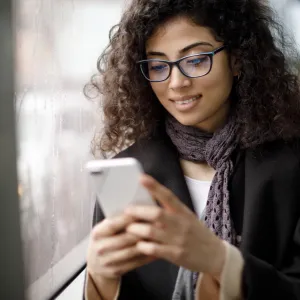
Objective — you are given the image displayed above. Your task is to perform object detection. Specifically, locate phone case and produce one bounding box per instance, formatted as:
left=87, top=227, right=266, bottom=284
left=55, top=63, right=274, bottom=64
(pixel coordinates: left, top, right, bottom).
left=86, top=158, right=155, bottom=217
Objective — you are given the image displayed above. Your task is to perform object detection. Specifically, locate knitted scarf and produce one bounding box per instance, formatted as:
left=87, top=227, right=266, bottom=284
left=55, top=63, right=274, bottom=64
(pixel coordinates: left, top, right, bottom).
left=165, top=114, right=240, bottom=300
left=165, top=114, right=239, bottom=244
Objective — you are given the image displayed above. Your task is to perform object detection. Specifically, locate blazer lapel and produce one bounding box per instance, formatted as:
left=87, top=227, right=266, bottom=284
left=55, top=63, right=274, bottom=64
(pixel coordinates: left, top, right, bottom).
left=241, top=148, right=276, bottom=258
left=121, top=134, right=196, bottom=213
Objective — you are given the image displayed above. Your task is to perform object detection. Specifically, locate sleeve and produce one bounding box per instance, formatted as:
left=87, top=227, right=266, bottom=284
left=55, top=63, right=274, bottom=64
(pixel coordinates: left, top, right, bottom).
left=241, top=147, right=300, bottom=300
left=83, top=198, right=105, bottom=300
left=195, top=228, right=300, bottom=300
left=219, top=242, right=244, bottom=300
left=195, top=241, right=244, bottom=300
left=242, top=231, right=300, bottom=300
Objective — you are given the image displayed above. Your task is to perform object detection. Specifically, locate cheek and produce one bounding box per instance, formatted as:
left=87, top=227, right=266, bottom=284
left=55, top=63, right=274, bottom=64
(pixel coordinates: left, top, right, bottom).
left=150, top=82, right=168, bottom=102
left=199, top=67, right=234, bottom=99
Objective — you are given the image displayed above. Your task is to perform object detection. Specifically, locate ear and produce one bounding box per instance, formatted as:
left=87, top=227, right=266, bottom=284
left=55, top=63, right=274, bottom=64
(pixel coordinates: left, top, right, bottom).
left=230, top=55, right=241, bottom=77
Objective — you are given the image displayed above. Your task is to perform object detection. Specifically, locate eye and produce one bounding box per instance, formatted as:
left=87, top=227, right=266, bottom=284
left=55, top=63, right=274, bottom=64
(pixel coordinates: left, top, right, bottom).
left=149, top=63, right=168, bottom=72
left=186, top=56, right=208, bottom=66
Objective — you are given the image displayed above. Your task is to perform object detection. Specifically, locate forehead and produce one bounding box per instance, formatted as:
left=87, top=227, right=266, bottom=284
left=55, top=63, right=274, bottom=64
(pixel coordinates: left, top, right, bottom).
left=146, top=16, right=217, bottom=53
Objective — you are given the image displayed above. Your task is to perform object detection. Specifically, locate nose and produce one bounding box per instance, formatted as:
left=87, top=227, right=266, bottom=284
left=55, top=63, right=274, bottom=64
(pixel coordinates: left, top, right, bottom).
left=168, top=66, right=191, bottom=90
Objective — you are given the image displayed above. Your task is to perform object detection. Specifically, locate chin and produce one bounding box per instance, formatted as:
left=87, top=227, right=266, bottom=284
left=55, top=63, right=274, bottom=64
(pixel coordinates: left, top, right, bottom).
left=173, top=114, right=207, bottom=128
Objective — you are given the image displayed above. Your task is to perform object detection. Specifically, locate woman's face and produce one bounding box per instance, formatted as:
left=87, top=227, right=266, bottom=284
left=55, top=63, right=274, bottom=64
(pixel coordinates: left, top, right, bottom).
left=146, top=17, right=237, bottom=132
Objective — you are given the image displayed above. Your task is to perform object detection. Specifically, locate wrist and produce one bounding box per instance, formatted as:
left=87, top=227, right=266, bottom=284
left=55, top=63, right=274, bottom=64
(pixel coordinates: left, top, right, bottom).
left=209, top=238, right=226, bottom=280
left=88, top=272, right=121, bottom=300
left=89, top=271, right=120, bottom=285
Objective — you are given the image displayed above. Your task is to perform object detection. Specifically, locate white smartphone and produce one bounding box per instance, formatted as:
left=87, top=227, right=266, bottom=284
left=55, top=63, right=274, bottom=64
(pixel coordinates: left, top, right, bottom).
left=86, top=158, right=156, bottom=217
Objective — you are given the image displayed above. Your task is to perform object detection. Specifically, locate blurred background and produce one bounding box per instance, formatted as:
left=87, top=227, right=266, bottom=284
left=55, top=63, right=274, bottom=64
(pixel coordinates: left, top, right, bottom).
left=14, top=0, right=125, bottom=299
left=11, top=0, right=300, bottom=299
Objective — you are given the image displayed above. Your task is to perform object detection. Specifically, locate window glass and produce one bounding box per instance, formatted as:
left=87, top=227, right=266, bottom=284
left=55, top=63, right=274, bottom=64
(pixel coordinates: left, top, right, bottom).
left=15, top=1, right=125, bottom=299
left=270, top=0, right=300, bottom=49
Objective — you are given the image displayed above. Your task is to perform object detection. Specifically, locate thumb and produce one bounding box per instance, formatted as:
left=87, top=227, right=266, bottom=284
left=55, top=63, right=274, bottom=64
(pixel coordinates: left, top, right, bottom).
left=140, top=174, right=191, bottom=215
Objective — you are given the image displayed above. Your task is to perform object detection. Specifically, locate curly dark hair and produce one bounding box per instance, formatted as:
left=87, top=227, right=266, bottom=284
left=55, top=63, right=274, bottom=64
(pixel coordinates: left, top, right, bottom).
left=85, top=0, right=300, bottom=154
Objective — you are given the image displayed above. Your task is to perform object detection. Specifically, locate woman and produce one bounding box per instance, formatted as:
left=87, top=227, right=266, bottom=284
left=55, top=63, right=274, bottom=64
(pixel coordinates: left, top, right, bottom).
left=84, top=0, right=300, bottom=299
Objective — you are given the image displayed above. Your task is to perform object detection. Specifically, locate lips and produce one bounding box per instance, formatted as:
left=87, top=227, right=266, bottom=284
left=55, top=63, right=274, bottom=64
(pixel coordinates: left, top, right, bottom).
left=171, top=94, right=202, bottom=105
left=170, top=94, right=202, bottom=112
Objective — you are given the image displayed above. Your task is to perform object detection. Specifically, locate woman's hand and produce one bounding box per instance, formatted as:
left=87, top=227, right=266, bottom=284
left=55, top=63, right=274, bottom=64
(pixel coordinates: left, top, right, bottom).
left=87, top=213, right=156, bottom=281
left=125, top=174, right=226, bottom=277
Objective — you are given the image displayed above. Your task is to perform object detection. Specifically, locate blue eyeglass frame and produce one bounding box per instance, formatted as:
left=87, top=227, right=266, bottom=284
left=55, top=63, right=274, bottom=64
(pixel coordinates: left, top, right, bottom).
left=137, top=45, right=227, bottom=82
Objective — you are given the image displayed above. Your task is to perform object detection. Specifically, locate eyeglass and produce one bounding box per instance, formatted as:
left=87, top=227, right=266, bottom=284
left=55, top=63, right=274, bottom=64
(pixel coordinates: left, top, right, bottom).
left=137, top=45, right=226, bottom=82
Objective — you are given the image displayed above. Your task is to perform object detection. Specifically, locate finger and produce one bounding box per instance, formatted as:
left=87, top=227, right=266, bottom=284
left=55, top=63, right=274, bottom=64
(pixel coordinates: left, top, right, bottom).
left=125, top=205, right=166, bottom=223
left=96, top=232, right=140, bottom=255
left=92, top=214, right=134, bottom=239
left=140, top=174, right=191, bottom=214
left=136, top=241, right=183, bottom=264
left=103, top=255, right=156, bottom=278
left=113, top=255, right=156, bottom=274
left=126, top=223, right=166, bottom=243
left=101, top=245, right=142, bottom=266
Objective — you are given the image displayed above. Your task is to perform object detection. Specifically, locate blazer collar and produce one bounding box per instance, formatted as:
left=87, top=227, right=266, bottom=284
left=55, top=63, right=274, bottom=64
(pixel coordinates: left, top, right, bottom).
left=118, top=132, right=195, bottom=213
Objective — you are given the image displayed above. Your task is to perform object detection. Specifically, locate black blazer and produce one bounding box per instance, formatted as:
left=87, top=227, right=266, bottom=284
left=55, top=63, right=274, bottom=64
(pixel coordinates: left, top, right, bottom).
left=92, top=131, right=300, bottom=300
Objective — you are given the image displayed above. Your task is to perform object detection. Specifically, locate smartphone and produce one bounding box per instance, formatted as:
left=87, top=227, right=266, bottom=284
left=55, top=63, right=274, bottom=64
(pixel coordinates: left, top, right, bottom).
left=86, top=158, right=156, bottom=217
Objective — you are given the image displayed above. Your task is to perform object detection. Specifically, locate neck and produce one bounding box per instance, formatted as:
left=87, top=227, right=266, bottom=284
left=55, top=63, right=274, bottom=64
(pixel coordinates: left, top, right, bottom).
left=180, top=159, right=216, bottom=181
left=194, top=100, right=230, bottom=133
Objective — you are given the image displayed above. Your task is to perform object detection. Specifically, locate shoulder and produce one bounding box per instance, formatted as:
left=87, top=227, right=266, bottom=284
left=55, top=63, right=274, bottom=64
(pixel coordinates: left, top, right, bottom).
left=243, top=138, right=300, bottom=180
left=111, top=132, right=186, bottom=190
left=114, top=132, right=178, bottom=162
left=246, top=138, right=300, bottom=162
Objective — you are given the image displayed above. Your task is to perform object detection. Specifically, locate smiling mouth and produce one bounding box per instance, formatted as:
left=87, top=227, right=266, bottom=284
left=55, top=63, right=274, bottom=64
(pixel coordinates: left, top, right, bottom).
left=172, top=95, right=201, bottom=105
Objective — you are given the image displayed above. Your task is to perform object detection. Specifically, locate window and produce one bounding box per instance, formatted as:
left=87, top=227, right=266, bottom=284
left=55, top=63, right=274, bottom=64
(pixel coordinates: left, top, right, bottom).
left=15, top=1, right=125, bottom=299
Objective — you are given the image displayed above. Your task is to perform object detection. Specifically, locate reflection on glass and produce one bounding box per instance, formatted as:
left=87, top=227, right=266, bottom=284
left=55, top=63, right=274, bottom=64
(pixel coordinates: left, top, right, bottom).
left=14, top=0, right=124, bottom=299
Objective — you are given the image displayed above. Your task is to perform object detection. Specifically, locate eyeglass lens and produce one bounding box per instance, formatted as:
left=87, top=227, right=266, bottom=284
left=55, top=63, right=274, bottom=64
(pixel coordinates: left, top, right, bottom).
left=140, top=54, right=211, bottom=82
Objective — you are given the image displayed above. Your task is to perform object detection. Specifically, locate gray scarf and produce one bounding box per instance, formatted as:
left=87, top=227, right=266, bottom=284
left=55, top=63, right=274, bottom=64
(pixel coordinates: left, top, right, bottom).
left=165, top=114, right=240, bottom=299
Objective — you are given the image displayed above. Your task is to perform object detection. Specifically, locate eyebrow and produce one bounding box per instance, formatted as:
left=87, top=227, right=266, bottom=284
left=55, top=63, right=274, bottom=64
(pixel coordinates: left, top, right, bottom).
left=146, top=42, right=214, bottom=57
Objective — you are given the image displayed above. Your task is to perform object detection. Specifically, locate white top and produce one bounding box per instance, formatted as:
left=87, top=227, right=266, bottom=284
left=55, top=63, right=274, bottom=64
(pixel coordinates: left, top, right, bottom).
left=184, top=176, right=211, bottom=219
